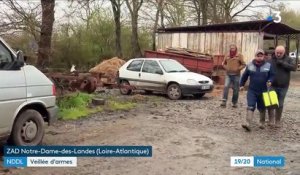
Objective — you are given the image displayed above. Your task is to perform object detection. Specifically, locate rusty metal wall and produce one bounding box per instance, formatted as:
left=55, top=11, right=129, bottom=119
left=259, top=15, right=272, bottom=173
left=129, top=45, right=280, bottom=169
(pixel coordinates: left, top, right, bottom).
left=156, top=32, right=264, bottom=64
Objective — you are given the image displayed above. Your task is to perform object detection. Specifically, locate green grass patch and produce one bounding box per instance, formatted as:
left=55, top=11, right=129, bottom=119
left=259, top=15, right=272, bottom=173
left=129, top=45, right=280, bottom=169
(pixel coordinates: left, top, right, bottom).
left=58, top=93, right=92, bottom=109
left=58, top=92, right=102, bottom=120
left=108, top=101, right=137, bottom=111
left=57, top=92, right=138, bottom=120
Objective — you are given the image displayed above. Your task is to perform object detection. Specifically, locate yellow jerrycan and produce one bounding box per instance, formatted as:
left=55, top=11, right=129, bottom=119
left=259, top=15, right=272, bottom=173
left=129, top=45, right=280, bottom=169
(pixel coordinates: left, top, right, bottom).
left=262, top=88, right=279, bottom=107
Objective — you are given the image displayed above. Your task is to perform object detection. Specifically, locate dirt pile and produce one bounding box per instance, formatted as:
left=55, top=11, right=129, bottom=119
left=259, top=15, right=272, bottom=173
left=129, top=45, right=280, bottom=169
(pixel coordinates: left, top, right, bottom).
left=89, top=57, right=126, bottom=84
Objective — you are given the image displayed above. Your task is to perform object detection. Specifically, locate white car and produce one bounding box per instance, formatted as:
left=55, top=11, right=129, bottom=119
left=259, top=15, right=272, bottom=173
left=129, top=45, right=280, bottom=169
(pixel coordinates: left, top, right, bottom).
left=289, top=51, right=298, bottom=59
left=118, top=58, right=214, bottom=100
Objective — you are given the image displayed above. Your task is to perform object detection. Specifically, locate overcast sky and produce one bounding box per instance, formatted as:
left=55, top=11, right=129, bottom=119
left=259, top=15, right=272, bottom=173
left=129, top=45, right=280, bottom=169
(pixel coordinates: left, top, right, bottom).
left=53, top=0, right=300, bottom=24
left=1, top=0, right=300, bottom=26
left=279, top=0, right=300, bottom=10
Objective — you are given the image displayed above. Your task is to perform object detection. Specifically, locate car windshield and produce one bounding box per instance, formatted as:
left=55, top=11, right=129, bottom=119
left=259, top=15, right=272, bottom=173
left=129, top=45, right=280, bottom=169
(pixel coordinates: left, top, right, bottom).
left=159, top=60, right=189, bottom=73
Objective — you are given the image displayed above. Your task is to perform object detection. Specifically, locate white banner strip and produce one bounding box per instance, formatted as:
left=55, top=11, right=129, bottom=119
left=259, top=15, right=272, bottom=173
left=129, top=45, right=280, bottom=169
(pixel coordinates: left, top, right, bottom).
left=231, top=156, right=254, bottom=167
left=27, top=157, right=77, bottom=167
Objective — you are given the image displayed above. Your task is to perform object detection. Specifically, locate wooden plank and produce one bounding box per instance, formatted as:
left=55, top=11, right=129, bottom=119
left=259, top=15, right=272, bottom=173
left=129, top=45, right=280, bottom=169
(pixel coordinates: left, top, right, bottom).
left=187, top=33, right=198, bottom=51
left=240, top=32, right=260, bottom=64
left=244, top=33, right=250, bottom=62
left=156, top=33, right=163, bottom=50
left=179, top=33, right=188, bottom=48
left=216, top=33, right=222, bottom=55
left=187, top=33, right=192, bottom=49
left=193, top=33, right=198, bottom=51
left=209, top=33, right=213, bottom=54
left=168, top=33, right=173, bottom=49
left=258, top=32, right=264, bottom=49
left=236, top=32, right=242, bottom=54
left=223, top=33, right=229, bottom=55
left=196, top=33, right=200, bottom=52
left=200, top=33, right=204, bottom=53
left=219, top=33, right=224, bottom=55
left=172, top=33, right=180, bottom=48
left=204, top=33, right=210, bottom=54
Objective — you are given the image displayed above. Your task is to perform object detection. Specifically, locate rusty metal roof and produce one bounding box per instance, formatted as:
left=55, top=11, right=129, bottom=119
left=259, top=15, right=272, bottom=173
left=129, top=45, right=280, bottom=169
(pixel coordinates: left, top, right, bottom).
left=157, top=20, right=300, bottom=35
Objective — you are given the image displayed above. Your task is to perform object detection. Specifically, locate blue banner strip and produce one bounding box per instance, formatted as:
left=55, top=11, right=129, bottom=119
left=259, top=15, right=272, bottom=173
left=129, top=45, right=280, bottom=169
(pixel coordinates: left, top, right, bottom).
left=254, top=156, right=285, bottom=167
left=4, top=146, right=152, bottom=157
left=3, top=157, right=27, bottom=167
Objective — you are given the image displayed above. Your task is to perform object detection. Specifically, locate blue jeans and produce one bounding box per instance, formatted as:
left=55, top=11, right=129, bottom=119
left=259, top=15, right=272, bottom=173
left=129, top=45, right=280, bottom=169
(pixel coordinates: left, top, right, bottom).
left=222, top=75, right=240, bottom=104
left=273, top=87, right=288, bottom=108
left=247, top=89, right=265, bottom=111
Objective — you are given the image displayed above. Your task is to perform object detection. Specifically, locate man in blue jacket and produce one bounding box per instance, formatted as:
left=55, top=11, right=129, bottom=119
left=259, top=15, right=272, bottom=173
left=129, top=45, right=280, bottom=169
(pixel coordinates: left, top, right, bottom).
left=268, top=45, right=297, bottom=127
left=240, top=49, right=274, bottom=131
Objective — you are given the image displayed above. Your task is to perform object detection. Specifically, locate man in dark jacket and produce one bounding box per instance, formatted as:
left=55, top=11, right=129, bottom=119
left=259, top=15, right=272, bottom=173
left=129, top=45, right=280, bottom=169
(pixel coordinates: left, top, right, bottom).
left=240, top=49, right=274, bottom=131
left=269, top=45, right=297, bottom=127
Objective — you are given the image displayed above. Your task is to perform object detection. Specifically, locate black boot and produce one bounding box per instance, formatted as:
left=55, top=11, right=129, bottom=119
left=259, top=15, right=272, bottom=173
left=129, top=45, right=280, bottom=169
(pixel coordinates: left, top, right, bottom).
left=220, top=99, right=226, bottom=107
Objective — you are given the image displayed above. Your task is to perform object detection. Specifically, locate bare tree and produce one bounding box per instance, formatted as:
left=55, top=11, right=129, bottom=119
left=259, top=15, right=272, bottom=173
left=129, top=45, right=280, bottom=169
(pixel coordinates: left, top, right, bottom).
left=188, top=0, right=208, bottom=25
left=145, top=0, right=165, bottom=50
left=0, top=0, right=41, bottom=39
left=200, top=0, right=208, bottom=25
left=190, top=0, right=201, bottom=25
left=37, top=0, right=55, bottom=68
left=110, top=0, right=123, bottom=57
left=210, top=0, right=219, bottom=23
left=125, top=0, right=143, bottom=57
left=163, top=0, right=187, bottom=27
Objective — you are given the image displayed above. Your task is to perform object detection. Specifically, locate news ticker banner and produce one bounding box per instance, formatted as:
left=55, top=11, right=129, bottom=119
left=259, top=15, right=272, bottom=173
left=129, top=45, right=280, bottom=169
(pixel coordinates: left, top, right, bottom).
left=3, top=146, right=152, bottom=167
left=4, top=157, right=77, bottom=167
left=231, top=156, right=285, bottom=167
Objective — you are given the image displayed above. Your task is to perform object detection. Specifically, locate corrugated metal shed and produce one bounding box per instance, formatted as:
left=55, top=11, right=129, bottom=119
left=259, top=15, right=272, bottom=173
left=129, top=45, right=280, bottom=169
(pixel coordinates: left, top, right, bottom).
left=156, top=20, right=300, bottom=64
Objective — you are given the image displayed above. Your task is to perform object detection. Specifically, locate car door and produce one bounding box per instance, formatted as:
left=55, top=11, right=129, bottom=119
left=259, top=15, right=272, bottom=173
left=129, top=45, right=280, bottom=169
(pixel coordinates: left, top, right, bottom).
left=124, top=59, right=144, bottom=88
left=0, top=40, right=26, bottom=135
left=140, top=60, right=165, bottom=92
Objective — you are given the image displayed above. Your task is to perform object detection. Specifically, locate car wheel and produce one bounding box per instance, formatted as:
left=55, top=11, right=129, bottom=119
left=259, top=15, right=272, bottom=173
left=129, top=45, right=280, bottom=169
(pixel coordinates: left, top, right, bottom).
left=194, top=93, right=205, bottom=98
left=167, top=83, right=182, bottom=100
left=10, top=109, right=45, bottom=146
left=119, top=80, right=132, bottom=95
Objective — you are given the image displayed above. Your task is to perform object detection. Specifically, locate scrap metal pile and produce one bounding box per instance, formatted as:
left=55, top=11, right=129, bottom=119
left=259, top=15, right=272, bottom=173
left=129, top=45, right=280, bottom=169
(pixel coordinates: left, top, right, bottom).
left=45, top=57, right=126, bottom=96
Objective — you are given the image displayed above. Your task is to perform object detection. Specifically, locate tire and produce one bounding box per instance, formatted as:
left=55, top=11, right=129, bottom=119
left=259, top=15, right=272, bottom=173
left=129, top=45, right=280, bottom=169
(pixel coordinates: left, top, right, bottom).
left=167, top=83, right=182, bottom=100
left=119, top=80, right=132, bottom=95
left=10, top=109, right=45, bottom=146
left=194, top=93, right=205, bottom=98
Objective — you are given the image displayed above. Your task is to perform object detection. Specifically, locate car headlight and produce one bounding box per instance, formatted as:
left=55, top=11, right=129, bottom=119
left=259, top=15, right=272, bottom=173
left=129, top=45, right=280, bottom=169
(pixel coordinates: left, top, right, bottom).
left=187, top=79, right=198, bottom=85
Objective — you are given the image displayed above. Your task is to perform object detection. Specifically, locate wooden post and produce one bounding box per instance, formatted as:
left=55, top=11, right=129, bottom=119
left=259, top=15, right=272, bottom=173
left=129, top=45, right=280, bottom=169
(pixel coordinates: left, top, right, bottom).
left=286, top=35, right=290, bottom=54
left=296, top=37, right=299, bottom=66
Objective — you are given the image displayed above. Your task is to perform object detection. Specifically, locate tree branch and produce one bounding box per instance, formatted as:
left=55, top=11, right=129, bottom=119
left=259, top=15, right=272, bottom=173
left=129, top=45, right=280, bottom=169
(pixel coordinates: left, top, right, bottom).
left=232, top=0, right=255, bottom=18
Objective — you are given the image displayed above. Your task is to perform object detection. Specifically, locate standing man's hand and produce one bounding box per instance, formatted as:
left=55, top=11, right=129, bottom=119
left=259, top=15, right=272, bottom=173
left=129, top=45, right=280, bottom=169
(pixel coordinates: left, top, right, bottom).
left=277, top=59, right=284, bottom=65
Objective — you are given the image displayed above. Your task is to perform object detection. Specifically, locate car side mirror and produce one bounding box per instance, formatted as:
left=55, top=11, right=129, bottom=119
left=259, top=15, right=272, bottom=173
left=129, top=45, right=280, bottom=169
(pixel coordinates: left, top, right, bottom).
left=15, top=50, right=25, bottom=69
left=155, top=69, right=163, bottom=75
left=16, top=50, right=24, bottom=62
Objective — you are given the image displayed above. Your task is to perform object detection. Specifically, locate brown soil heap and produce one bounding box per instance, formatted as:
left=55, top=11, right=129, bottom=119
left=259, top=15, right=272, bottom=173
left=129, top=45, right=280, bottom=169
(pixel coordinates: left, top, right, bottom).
left=89, top=57, right=126, bottom=84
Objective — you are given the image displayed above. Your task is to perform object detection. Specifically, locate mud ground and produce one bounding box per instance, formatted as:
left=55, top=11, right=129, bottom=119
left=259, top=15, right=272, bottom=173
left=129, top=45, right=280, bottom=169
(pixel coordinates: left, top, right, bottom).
left=1, top=72, right=300, bottom=175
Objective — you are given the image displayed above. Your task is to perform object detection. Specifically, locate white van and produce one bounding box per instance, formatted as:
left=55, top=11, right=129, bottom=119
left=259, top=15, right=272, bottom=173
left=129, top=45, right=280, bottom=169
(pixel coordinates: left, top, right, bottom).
left=0, top=37, right=57, bottom=146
